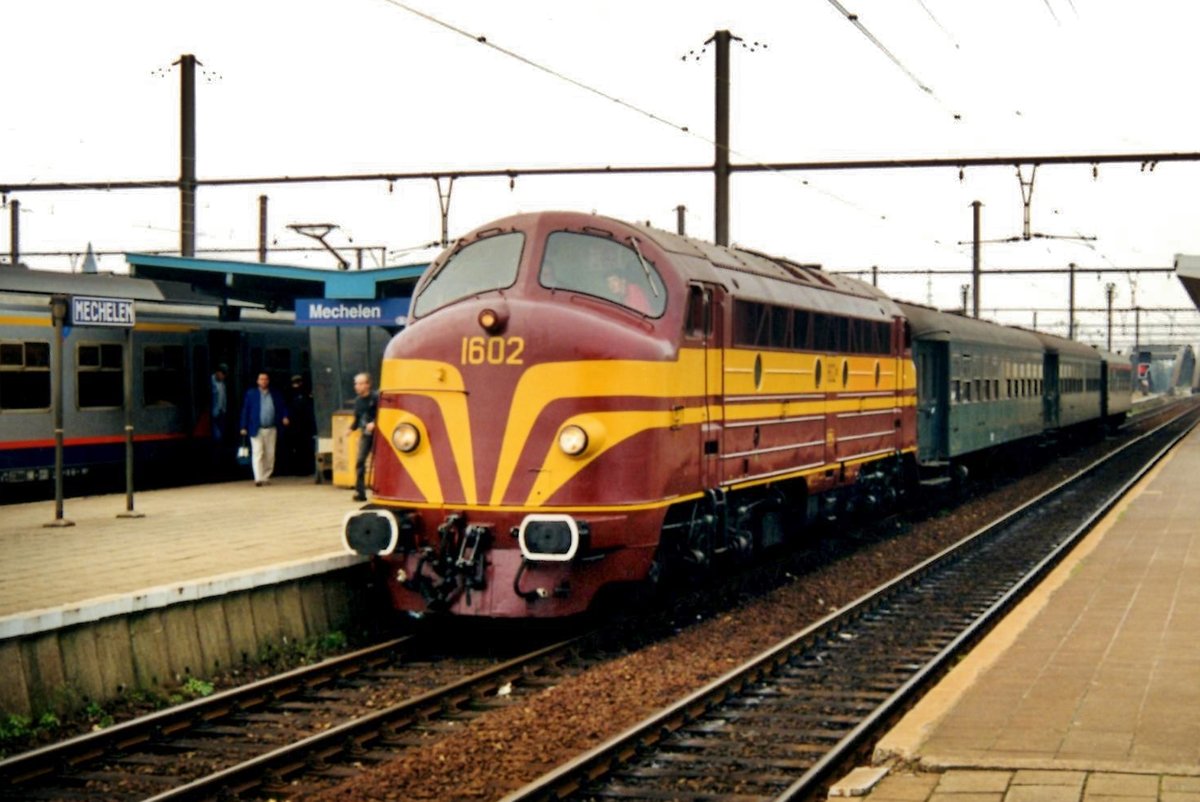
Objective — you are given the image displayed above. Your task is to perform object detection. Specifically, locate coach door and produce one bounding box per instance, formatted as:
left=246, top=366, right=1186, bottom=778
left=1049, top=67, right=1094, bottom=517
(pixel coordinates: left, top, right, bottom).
left=686, top=284, right=724, bottom=488
left=914, top=340, right=948, bottom=462
left=1043, top=351, right=1060, bottom=429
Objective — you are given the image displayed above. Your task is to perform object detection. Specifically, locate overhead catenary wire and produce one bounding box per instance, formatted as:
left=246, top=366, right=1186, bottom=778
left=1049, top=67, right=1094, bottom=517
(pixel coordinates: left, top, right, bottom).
left=376, top=1, right=965, bottom=257
left=823, top=0, right=961, bottom=121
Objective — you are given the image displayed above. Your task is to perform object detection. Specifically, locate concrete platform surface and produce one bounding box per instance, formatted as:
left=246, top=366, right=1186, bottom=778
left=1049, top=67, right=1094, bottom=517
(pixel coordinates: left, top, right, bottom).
left=0, top=476, right=366, bottom=638
left=848, top=424, right=1200, bottom=802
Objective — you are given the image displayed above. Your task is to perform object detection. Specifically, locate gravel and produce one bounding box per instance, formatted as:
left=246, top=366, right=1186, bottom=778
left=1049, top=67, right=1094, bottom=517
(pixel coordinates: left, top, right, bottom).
left=303, top=415, right=1167, bottom=802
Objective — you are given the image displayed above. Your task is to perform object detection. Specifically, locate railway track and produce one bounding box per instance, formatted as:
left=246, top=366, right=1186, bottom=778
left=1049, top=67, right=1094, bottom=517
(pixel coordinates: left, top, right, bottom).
left=499, top=406, right=1200, bottom=802
left=0, top=633, right=593, bottom=801
left=3, top=402, right=1190, bottom=802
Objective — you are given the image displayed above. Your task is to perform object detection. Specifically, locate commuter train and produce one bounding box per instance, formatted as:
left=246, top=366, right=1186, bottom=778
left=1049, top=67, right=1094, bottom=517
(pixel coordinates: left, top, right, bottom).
left=341, top=211, right=1134, bottom=619
left=0, top=270, right=311, bottom=499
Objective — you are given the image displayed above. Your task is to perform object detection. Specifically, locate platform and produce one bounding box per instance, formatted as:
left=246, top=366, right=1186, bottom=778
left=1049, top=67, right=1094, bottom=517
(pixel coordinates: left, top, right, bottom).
left=0, top=477, right=371, bottom=717
left=850, top=424, right=1200, bottom=802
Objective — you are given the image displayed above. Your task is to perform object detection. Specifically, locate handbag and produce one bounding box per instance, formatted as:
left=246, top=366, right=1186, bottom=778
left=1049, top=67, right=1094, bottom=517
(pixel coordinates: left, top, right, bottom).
left=236, top=437, right=251, bottom=466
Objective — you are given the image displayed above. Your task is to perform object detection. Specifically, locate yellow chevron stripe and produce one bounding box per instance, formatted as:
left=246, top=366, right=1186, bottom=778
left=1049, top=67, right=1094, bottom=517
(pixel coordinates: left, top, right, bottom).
left=369, top=491, right=708, bottom=515
left=491, top=350, right=710, bottom=505
left=381, top=347, right=915, bottom=509
left=379, top=360, right=476, bottom=503
left=377, top=408, right=442, bottom=504
left=525, top=406, right=709, bottom=505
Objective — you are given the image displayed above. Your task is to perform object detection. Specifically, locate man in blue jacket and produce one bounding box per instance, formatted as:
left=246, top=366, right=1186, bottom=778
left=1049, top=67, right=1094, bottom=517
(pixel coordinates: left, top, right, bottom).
left=239, top=372, right=290, bottom=486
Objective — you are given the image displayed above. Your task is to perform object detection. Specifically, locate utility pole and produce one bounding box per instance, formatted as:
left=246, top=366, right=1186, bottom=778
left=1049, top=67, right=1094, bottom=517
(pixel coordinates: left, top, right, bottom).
left=258, top=195, right=268, bottom=262
left=1068, top=262, right=1076, bottom=339
left=1105, top=282, right=1116, bottom=351
left=8, top=199, right=18, bottom=267
left=960, top=284, right=969, bottom=315
left=713, top=29, right=731, bottom=246
left=177, top=54, right=198, bottom=257
left=675, top=204, right=686, bottom=236
left=971, top=201, right=981, bottom=318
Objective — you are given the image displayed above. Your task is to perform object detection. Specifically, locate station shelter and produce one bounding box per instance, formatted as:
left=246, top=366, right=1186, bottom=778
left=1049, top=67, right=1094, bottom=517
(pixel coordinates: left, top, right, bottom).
left=124, top=252, right=429, bottom=471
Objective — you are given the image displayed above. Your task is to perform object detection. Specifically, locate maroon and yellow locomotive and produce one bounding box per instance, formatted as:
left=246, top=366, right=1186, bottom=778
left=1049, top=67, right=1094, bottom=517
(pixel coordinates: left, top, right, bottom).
left=342, top=211, right=917, bottom=617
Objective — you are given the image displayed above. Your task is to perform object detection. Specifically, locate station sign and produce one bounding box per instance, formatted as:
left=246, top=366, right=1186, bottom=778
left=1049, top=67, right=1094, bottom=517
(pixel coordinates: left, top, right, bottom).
left=70, top=295, right=135, bottom=328
left=295, top=298, right=409, bottom=327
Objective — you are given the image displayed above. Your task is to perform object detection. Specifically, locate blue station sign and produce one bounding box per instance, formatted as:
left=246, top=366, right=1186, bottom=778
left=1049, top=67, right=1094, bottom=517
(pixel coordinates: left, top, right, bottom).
left=295, top=297, right=410, bottom=327
left=70, top=295, right=135, bottom=327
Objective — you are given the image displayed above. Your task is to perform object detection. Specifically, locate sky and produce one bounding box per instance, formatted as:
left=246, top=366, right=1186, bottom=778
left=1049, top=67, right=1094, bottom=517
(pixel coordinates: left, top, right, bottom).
left=3, top=0, right=1200, bottom=350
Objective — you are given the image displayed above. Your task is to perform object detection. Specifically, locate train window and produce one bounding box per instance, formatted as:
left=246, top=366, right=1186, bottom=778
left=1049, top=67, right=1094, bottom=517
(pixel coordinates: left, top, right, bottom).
left=414, top=231, right=525, bottom=318
left=951, top=380, right=960, bottom=404
left=793, top=310, right=812, bottom=350
left=684, top=286, right=706, bottom=337
left=144, top=344, right=186, bottom=406
left=770, top=306, right=791, bottom=348
left=0, top=341, right=51, bottom=410
left=734, top=301, right=768, bottom=347
left=77, top=343, right=123, bottom=409
left=539, top=232, right=666, bottom=317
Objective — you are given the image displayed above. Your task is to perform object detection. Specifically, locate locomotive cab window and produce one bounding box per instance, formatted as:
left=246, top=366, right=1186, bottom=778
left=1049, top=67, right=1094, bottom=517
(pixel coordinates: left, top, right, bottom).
left=540, top=231, right=666, bottom=317
left=412, top=231, right=525, bottom=318
left=684, top=285, right=713, bottom=338
left=0, top=340, right=51, bottom=410
left=77, top=342, right=123, bottom=409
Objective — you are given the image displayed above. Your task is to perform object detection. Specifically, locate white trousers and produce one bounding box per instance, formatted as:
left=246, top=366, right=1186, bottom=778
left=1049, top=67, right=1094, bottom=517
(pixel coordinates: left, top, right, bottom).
left=250, top=426, right=278, bottom=482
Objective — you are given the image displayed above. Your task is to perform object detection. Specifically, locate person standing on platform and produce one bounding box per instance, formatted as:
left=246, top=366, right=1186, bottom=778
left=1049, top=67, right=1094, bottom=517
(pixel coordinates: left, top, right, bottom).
left=210, top=363, right=228, bottom=443
left=240, top=372, right=290, bottom=486
left=285, top=374, right=316, bottom=476
left=349, top=372, right=378, bottom=502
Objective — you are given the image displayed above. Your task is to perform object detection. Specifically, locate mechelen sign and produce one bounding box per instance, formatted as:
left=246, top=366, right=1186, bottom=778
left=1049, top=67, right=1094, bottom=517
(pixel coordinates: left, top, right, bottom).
left=295, top=298, right=410, bottom=327
left=70, top=295, right=135, bottom=327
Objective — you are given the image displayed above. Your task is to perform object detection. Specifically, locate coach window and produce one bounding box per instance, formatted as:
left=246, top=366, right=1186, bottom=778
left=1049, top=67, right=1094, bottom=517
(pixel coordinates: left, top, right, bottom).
left=0, top=341, right=51, bottom=410
left=540, top=231, right=666, bottom=317
left=413, top=231, right=524, bottom=318
left=77, top=343, right=123, bottom=408
left=144, top=344, right=186, bottom=406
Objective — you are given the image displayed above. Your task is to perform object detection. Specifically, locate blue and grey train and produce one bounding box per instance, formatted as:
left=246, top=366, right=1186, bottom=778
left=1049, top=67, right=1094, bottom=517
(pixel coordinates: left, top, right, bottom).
left=0, top=269, right=311, bottom=498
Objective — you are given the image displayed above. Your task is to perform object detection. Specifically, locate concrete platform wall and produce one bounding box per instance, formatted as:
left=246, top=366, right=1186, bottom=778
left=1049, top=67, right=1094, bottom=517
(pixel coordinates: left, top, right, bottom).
left=0, top=563, right=374, bottom=719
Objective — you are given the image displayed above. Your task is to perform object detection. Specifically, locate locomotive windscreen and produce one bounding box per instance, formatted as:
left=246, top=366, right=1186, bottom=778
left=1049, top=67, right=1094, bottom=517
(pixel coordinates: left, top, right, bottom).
left=412, top=232, right=524, bottom=317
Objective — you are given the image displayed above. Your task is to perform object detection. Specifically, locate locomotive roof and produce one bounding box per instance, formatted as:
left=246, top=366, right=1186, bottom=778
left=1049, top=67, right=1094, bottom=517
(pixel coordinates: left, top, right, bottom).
left=897, top=301, right=1046, bottom=351
left=625, top=220, right=901, bottom=322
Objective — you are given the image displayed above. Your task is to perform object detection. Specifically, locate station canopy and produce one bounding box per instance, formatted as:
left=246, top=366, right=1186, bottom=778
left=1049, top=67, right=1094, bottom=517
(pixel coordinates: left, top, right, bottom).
left=124, top=253, right=430, bottom=311
left=1174, top=253, right=1200, bottom=311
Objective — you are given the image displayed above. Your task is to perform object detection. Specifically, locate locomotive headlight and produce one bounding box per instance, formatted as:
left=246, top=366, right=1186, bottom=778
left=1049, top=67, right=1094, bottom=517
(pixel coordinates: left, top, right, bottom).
left=392, top=422, right=421, bottom=453
left=558, top=424, right=589, bottom=456
left=478, top=305, right=509, bottom=333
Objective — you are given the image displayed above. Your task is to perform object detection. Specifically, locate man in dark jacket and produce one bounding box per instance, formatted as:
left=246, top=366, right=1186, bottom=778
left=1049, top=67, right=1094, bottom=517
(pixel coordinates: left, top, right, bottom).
left=239, top=372, right=290, bottom=486
left=349, top=372, right=378, bottom=501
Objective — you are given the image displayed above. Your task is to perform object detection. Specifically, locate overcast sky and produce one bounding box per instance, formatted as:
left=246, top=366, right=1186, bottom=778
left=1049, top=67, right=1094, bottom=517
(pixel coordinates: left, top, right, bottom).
left=4, top=0, right=1200, bottom=347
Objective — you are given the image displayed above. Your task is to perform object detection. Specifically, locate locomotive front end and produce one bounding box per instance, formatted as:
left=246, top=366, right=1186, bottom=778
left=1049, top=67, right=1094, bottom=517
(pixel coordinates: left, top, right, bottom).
left=343, top=212, right=700, bottom=618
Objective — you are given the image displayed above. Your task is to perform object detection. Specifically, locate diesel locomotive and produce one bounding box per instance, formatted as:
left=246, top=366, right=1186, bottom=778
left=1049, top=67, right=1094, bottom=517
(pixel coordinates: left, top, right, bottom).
left=342, top=210, right=1133, bottom=619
